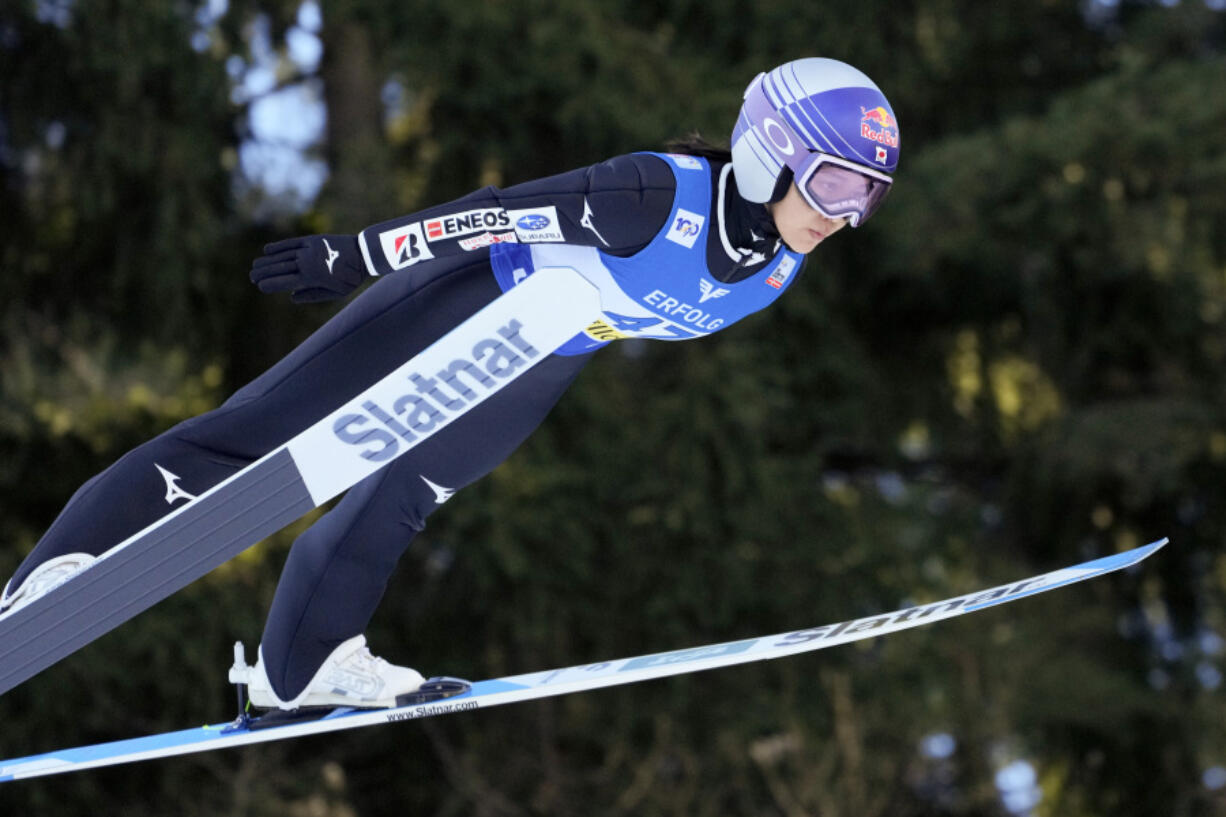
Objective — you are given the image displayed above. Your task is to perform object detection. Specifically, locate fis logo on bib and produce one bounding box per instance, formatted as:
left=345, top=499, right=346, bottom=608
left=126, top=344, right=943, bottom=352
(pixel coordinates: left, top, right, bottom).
left=379, top=223, right=436, bottom=270
left=666, top=209, right=705, bottom=249
left=666, top=154, right=703, bottom=171
left=508, top=207, right=564, bottom=243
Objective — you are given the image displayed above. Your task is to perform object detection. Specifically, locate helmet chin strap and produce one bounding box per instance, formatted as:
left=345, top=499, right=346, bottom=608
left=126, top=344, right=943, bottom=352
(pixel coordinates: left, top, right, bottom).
left=768, top=167, right=794, bottom=203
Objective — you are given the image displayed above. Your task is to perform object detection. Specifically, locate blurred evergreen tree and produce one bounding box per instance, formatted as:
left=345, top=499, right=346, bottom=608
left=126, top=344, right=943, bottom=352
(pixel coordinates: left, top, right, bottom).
left=2, top=0, right=1225, bottom=814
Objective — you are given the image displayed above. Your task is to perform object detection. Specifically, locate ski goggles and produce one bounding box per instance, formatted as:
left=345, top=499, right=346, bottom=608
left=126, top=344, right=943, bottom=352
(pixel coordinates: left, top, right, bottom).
left=794, top=152, right=893, bottom=227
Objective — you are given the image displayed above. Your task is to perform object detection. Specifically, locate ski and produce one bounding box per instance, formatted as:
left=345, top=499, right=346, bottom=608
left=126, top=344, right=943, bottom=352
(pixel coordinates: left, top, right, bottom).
left=0, top=267, right=603, bottom=696
left=0, top=538, right=1166, bottom=782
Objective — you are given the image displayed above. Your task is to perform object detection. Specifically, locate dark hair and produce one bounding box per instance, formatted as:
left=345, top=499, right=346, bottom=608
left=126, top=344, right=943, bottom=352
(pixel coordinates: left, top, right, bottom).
left=663, top=131, right=732, bottom=163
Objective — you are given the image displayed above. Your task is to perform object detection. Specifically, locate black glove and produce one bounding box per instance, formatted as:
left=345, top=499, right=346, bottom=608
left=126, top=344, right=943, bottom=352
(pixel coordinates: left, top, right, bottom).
left=250, top=234, right=369, bottom=303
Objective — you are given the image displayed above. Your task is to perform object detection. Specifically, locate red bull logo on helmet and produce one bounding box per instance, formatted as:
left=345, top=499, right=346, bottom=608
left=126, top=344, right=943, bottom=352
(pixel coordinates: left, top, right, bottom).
left=860, top=106, right=899, bottom=149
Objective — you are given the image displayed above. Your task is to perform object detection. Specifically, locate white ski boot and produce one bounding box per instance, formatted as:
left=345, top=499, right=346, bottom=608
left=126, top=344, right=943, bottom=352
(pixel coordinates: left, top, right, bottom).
left=0, top=553, right=97, bottom=620
left=234, top=635, right=425, bottom=711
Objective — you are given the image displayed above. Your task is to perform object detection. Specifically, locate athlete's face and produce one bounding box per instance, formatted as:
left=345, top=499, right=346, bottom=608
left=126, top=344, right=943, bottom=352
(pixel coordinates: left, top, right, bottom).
left=767, top=181, right=849, bottom=254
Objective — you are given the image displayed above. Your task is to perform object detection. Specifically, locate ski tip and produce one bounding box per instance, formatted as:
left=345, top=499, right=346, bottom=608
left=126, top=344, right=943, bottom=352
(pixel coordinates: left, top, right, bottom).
left=1135, top=537, right=1169, bottom=560
left=1079, top=537, right=1168, bottom=574
left=1018, top=537, right=1165, bottom=587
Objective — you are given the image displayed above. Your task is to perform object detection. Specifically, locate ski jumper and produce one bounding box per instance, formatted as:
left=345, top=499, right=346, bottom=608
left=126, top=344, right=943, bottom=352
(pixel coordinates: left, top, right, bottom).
left=7, top=153, right=804, bottom=701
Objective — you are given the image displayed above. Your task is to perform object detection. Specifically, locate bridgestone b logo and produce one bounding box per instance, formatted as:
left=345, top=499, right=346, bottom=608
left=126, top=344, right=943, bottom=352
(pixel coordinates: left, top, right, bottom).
left=332, top=320, right=539, bottom=462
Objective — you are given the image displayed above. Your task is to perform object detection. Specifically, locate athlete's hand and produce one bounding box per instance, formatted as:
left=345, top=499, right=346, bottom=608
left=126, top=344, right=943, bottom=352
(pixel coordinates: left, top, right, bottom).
left=250, top=234, right=369, bottom=303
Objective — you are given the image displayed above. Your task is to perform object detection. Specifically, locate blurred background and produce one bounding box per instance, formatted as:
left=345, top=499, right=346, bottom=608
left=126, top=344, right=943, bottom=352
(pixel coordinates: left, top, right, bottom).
left=2, top=0, right=1226, bottom=814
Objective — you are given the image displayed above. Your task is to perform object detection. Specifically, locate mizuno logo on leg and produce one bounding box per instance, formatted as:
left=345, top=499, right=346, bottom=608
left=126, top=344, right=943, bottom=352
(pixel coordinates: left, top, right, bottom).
left=156, top=464, right=197, bottom=505
left=420, top=476, right=455, bottom=504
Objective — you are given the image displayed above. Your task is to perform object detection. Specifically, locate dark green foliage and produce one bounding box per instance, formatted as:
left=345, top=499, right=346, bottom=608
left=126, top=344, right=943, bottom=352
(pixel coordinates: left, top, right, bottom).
left=2, top=0, right=1226, bottom=814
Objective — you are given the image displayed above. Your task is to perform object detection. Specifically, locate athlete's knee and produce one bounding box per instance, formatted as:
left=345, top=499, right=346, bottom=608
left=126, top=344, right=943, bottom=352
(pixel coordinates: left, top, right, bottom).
left=400, top=471, right=461, bottom=529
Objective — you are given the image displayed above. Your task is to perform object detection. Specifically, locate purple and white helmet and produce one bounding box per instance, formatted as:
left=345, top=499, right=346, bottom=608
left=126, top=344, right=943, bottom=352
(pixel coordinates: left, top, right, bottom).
left=731, top=58, right=899, bottom=226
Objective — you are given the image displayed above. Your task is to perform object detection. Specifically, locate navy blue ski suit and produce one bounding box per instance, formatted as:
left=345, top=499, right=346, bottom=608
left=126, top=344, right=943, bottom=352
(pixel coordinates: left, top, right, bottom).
left=9, top=152, right=804, bottom=700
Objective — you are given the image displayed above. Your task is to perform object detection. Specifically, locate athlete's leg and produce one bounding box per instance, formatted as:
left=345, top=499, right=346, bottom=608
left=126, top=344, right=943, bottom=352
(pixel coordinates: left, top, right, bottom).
left=5, top=256, right=500, bottom=593
left=259, top=347, right=594, bottom=700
